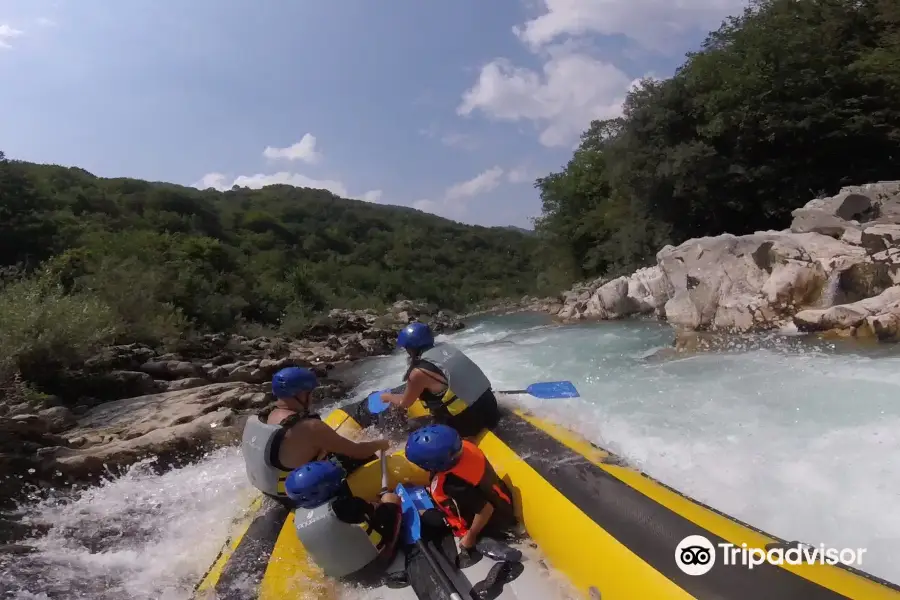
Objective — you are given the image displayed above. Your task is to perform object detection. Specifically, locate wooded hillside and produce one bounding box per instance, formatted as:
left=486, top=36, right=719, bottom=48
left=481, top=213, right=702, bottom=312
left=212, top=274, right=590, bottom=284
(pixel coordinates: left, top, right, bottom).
left=0, top=153, right=540, bottom=367
left=533, top=0, right=900, bottom=289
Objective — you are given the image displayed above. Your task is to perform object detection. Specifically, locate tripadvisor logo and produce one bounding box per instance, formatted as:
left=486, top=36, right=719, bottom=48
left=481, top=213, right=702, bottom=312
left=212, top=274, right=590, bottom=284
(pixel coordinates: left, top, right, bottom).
left=675, top=535, right=716, bottom=576
left=675, top=535, right=867, bottom=576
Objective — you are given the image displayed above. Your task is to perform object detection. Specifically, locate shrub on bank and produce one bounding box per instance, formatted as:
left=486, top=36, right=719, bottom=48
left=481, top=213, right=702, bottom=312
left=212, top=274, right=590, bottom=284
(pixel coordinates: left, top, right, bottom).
left=0, top=272, right=122, bottom=390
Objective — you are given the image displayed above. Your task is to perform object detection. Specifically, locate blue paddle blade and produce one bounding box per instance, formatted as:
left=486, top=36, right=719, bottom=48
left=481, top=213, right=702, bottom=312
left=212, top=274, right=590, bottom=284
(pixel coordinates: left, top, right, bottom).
left=525, top=380, right=580, bottom=399
left=366, top=385, right=407, bottom=415
left=367, top=390, right=390, bottom=414
left=396, top=483, right=434, bottom=545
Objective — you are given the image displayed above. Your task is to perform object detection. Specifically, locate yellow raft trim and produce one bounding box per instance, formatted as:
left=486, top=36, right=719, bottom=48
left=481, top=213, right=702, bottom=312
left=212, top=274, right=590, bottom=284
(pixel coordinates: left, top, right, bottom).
left=473, top=427, right=694, bottom=600
left=258, top=510, right=340, bottom=600
left=192, top=495, right=264, bottom=598
left=194, top=401, right=900, bottom=600
left=514, top=409, right=899, bottom=600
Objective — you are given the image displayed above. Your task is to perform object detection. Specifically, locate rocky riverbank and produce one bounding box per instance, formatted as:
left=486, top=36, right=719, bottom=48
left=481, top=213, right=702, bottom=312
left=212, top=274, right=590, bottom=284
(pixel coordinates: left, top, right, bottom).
left=0, top=301, right=463, bottom=508
left=543, top=181, right=900, bottom=344
left=460, top=296, right=557, bottom=319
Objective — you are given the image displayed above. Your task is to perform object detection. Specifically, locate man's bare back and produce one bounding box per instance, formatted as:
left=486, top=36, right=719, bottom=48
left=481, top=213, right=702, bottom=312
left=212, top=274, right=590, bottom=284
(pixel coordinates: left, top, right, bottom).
left=268, top=407, right=390, bottom=471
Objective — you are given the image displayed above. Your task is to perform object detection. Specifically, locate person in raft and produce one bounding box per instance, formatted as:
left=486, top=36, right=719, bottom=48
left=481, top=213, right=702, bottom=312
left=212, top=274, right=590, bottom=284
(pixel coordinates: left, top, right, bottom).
left=285, top=459, right=403, bottom=580
left=378, top=322, right=501, bottom=438
left=405, top=424, right=517, bottom=565
left=241, top=366, right=390, bottom=506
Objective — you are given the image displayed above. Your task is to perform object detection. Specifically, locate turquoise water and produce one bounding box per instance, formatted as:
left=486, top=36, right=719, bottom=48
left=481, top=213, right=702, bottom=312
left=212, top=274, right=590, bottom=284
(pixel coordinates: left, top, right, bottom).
left=350, top=313, right=900, bottom=586
left=4, top=314, right=899, bottom=598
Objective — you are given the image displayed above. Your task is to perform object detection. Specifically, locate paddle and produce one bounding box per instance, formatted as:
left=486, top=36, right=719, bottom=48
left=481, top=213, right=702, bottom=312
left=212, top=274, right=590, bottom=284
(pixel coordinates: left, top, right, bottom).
left=396, top=484, right=464, bottom=600
left=378, top=450, right=390, bottom=497
left=366, top=380, right=580, bottom=415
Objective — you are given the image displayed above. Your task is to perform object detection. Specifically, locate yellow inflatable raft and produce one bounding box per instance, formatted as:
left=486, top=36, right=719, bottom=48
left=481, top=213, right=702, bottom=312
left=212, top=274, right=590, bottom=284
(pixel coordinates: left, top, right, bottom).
left=192, top=400, right=900, bottom=600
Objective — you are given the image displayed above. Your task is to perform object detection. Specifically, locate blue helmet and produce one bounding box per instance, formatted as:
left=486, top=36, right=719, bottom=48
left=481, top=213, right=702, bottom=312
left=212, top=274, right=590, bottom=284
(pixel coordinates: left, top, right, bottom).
left=405, top=424, right=463, bottom=472
left=284, top=460, right=346, bottom=509
left=272, top=366, right=317, bottom=398
left=397, top=322, right=434, bottom=351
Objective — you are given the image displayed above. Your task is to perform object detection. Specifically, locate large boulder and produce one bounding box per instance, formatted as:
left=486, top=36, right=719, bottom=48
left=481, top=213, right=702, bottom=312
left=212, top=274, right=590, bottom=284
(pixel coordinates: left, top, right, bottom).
left=656, top=232, right=841, bottom=332
left=793, top=285, right=900, bottom=341
left=44, top=383, right=266, bottom=482
left=547, top=180, right=900, bottom=342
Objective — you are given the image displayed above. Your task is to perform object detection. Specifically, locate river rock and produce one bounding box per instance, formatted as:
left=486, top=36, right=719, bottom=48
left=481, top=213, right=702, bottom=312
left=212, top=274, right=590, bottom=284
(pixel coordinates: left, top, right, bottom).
left=790, top=191, right=876, bottom=237
left=1, top=297, right=464, bottom=503
left=82, top=343, right=157, bottom=372
left=42, top=373, right=359, bottom=483
left=12, top=302, right=464, bottom=413
left=36, top=406, right=76, bottom=434
left=45, top=383, right=262, bottom=482
left=164, top=377, right=209, bottom=392
left=861, top=224, right=900, bottom=254
left=138, top=360, right=203, bottom=381
left=547, top=181, right=900, bottom=342
left=793, top=285, right=900, bottom=341
left=0, top=415, right=71, bottom=504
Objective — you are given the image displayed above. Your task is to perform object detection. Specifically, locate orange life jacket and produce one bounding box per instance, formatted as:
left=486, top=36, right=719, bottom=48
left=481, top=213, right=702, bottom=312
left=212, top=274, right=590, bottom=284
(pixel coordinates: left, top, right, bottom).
left=429, top=440, right=513, bottom=537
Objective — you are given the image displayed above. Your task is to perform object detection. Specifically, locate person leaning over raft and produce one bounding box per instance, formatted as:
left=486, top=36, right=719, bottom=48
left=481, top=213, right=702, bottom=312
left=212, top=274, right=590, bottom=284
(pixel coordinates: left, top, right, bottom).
left=241, top=366, right=390, bottom=505
left=405, top=424, right=516, bottom=566
left=285, top=459, right=403, bottom=580
left=379, top=322, right=501, bottom=438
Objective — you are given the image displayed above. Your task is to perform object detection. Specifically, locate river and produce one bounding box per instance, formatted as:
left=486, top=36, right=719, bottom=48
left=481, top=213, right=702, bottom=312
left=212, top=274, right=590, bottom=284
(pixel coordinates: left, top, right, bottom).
left=3, top=313, right=899, bottom=598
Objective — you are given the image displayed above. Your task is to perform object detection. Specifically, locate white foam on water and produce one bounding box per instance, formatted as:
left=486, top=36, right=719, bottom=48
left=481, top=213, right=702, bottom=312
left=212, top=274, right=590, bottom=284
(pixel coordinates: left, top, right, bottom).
left=4, top=312, right=900, bottom=598
left=1, top=447, right=255, bottom=600
left=353, top=315, right=900, bottom=585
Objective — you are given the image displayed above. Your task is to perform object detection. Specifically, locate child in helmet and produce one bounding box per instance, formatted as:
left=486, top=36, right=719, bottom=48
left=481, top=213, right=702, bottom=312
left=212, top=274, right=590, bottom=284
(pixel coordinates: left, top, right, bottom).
left=404, top=424, right=516, bottom=564
left=285, top=459, right=403, bottom=581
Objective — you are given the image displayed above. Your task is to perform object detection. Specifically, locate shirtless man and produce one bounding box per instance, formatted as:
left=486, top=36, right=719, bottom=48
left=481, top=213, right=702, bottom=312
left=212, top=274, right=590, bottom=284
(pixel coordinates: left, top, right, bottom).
left=241, top=366, right=390, bottom=504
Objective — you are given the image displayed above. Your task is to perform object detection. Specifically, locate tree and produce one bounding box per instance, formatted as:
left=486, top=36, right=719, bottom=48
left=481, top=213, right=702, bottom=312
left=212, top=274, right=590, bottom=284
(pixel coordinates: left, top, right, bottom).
left=0, top=155, right=542, bottom=344
left=534, top=0, right=900, bottom=284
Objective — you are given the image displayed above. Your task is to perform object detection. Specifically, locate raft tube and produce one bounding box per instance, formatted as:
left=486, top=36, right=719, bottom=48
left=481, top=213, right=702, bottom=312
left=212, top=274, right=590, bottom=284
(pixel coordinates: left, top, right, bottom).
left=192, top=401, right=900, bottom=600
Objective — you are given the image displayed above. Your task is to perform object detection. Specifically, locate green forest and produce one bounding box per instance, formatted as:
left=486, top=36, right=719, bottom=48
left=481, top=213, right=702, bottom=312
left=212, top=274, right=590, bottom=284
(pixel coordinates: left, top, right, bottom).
left=0, top=154, right=541, bottom=384
left=532, top=0, right=900, bottom=288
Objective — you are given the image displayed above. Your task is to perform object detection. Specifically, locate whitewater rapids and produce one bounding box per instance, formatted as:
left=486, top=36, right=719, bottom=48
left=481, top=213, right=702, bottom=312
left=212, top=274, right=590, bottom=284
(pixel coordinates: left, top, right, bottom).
left=3, top=313, right=899, bottom=599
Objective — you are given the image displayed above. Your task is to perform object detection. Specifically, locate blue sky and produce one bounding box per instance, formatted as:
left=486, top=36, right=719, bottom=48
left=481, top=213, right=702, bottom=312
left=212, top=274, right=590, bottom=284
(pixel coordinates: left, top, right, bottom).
left=1, top=0, right=745, bottom=228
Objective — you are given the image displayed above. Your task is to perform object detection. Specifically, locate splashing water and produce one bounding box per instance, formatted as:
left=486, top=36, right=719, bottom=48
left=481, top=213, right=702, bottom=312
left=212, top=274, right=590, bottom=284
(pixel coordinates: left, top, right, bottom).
left=4, top=313, right=900, bottom=598
left=349, top=314, right=900, bottom=585
left=1, top=448, right=255, bottom=600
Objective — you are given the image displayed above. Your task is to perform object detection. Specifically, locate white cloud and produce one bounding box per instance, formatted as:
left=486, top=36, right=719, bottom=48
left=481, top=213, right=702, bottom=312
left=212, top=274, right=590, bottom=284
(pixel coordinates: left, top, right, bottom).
left=262, top=133, right=322, bottom=164
left=507, top=166, right=538, bottom=184
left=458, top=52, right=635, bottom=147
left=414, top=167, right=506, bottom=220
left=445, top=166, right=504, bottom=200
left=36, top=17, right=57, bottom=28
left=514, top=0, right=745, bottom=54
left=458, top=0, right=745, bottom=148
left=440, top=132, right=479, bottom=151
left=413, top=199, right=441, bottom=213
left=359, top=189, right=383, bottom=203
left=419, top=125, right=479, bottom=151
left=193, top=172, right=230, bottom=190
left=191, top=171, right=382, bottom=203
left=0, top=24, right=24, bottom=49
